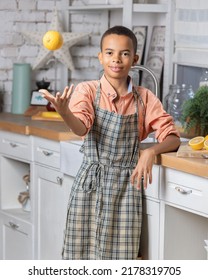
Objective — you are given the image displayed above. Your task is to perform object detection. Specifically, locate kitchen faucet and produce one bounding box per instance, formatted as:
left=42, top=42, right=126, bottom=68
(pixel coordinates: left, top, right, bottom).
left=99, top=65, right=160, bottom=99
left=131, top=65, right=160, bottom=99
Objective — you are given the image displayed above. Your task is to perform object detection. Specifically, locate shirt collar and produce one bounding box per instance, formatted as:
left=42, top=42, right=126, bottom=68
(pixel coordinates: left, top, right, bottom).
left=100, top=74, right=133, bottom=96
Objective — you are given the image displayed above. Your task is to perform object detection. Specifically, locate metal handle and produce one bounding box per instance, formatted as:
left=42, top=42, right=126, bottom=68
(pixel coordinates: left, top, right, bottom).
left=56, top=176, right=63, bottom=185
left=10, top=142, right=17, bottom=148
left=175, top=186, right=192, bottom=195
left=131, top=65, right=160, bottom=99
left=42, top=150, right=53, bottom=156
left=9, top=221, right=19, bottom=230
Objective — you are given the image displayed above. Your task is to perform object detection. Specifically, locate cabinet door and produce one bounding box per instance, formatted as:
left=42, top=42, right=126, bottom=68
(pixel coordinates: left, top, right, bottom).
left=160, top=167, right=208, bottom=260
left=140, top=198, right=160, bottom=260
left=161, top=202, right=208, bottom=260
left=0, top=214, right=33, bottom=260
left=34, top=165, right=73, bottom=260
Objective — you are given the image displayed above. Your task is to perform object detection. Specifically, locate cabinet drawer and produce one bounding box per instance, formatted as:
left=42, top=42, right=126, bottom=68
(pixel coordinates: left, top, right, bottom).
left=160, top=168, right=208, bottom=215
left=143, top=165, right=160, bottom=200
left=36, top=165, right=64, bottom=185
left=33, top=137, right=60, bottom=169
left=60, top=141, right=83, bottom=177
left=0, top=131, right=32, bottom=161
left=1, top=213, right=32, bottom=235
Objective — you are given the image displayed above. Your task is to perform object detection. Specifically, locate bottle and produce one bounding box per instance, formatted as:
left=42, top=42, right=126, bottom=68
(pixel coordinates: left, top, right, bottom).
left=164, top=84, right=179, bottom=113
left=199, top=68, right=208, bottom=87
left=169, top=84, right=194, bottom=126
left=169, top=85, right=181, bottom=124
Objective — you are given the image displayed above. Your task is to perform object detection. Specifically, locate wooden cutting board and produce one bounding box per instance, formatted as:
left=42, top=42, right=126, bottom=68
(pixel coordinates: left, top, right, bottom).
left=31, top=111, right=63, bottom=122
left=176, top=143, right=208, bottom=158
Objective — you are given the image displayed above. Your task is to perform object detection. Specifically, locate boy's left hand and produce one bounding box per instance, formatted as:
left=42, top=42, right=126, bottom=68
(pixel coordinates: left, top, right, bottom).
left=130, top=148, right=155, bottom=190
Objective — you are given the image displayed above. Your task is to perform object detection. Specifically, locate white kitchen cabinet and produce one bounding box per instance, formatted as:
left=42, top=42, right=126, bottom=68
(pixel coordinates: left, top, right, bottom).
left=140, top=198, right=160, bottom=260
left=1, top=130, right=208, bottom=260
left=0, top=131, right=34, bottom=259
left=34, top=165, right=72, bottom=259
left=140, top=165, right=160, bottom=259
left=33, top=137, right=72, bottom=259
left=160, top=167, right=208, bottom=260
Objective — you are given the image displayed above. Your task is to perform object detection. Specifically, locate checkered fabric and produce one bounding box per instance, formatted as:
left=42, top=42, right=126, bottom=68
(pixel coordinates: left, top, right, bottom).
left=62, top=84, right=142, bottom=260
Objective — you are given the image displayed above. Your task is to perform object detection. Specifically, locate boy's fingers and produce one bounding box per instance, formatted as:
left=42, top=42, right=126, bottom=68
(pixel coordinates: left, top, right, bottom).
left=39, top=89, right=51, bottom=96
left=66, top=84, right=74, bottom=99
left=39, top=89, right=55, bottom=102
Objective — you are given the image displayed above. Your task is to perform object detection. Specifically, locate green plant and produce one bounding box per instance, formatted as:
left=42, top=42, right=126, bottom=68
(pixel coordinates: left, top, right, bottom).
left=181, top=85, right=208, bottom=136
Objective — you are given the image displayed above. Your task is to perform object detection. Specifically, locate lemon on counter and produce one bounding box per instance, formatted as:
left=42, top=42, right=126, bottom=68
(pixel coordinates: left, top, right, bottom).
left=42, top=30, right=63, bottom=51
left=188, top=136, right=205, bottom=150
left=204, top=139, right=208, bottom=150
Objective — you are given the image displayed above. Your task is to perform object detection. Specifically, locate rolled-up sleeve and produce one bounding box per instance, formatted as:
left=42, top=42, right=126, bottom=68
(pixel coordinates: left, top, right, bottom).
left=140, top=88, right=180, bottom=142
left=69, top=82, right=97, bottom=134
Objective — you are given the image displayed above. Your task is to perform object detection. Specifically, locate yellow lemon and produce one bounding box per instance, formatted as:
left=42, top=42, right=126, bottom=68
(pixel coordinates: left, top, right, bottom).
left=204, top=139, right=208, bottom=150
left=205, top=135, right=208, bottom=141
left=42, top=30, right=63, bottom=51
left=188, top=136, right=205, bottom=150
left=41, top=111, right=62, bottom=119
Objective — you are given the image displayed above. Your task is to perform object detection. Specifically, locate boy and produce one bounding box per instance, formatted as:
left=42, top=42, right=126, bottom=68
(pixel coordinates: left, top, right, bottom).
left=40, top=26, right=180, bottom=259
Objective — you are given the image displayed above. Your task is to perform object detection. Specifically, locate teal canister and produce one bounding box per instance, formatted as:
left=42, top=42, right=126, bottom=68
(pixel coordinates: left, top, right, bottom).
left=11, top=63, right=31, bottom=114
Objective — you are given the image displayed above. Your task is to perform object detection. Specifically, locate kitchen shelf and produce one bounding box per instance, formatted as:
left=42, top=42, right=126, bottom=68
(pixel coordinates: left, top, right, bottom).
left=67, top=4, right=123, bottom=11
left=67, top=3, right=167, bottom=12
left=133, top=4, right=168, bottom=13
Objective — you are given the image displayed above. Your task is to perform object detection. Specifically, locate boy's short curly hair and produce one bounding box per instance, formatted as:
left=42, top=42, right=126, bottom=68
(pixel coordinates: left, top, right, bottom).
left=100, top=25, right=138, bottom=54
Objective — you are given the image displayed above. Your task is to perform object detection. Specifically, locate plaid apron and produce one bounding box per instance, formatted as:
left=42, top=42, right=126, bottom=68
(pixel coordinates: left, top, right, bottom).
left=62, top=83, right=142, bottom=260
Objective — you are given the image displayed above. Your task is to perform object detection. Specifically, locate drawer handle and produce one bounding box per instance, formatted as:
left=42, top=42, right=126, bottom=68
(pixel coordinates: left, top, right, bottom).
left=175, top=186, right=192, bottom=195
left=56, top=176, right=63, bottom=185
left=9, top=221, right=19, bottom=230
left=42, top=150, right=53, bottom=156
left=10, top=142, right=17, bottom=148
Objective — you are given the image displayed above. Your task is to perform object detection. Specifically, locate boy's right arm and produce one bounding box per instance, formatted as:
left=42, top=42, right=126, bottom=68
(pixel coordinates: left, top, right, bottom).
left=39, top=86, right=87, bottom=136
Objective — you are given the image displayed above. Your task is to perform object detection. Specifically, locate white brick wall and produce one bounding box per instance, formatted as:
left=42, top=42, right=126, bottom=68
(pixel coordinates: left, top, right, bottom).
left=0, top=0, right=108, bottom=112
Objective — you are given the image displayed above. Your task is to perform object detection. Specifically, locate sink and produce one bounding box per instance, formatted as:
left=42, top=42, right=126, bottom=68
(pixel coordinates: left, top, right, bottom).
left=140, top=136, right=188, bottom=150
left=140, top=142, right=157, bottom=150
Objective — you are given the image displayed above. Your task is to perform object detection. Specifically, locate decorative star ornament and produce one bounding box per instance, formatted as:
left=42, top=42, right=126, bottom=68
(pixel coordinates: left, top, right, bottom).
left=22, top=9, right=90, bottom=71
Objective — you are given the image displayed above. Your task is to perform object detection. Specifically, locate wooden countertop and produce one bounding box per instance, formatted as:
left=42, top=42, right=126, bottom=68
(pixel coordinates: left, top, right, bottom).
left=0, top=113, right=207, bottom=178
left=0, top=113, right=81, bottom=141
left=161, top=152, right=208, bottom=179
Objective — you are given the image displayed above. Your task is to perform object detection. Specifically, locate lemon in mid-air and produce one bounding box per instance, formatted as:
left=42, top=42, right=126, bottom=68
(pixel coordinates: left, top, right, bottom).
left=43, top=30, right=63, bottom=51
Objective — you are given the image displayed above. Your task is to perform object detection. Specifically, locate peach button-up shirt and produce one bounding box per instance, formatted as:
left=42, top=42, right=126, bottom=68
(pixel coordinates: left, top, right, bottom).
left=69, top=75, right=180, bottom=142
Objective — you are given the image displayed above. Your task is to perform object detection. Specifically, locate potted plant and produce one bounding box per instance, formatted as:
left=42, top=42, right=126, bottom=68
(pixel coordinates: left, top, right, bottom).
left=181, top=85, right=208, bottom=137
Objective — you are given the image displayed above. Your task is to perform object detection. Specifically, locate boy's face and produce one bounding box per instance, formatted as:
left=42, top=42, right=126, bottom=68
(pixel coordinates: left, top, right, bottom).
left=98, top=34, right=138, bottom=81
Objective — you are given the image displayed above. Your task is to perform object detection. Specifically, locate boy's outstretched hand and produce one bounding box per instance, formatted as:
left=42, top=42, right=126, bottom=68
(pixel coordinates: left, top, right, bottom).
left=39, top=85, right=74, bottom=116
left=39, top=84, right=87, bottom=137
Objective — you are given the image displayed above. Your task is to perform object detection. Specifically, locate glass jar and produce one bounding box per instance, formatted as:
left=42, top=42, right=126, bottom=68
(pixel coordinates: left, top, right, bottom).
left=169, top=85, right=181, bottom=124
left=199, top=68, right=208, bottom=87
left=169, top=84, right=194, bottom=125
left=164, top=84, right=179, bottom=113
